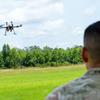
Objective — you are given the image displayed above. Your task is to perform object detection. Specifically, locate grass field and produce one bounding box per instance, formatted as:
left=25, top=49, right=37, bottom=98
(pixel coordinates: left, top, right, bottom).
left=0, top=65, right=86, bottom=100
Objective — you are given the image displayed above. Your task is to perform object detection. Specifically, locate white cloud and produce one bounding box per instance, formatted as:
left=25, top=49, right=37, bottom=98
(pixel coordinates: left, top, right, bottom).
left=72, top=27, right=84, bottom=35
left=40, top=19, right=64, bottom=31
left=22, top=19, right=65, bottom=37
left=0, top=0, right=64, bottom=23
left=84, top=6, right=96, bottom=16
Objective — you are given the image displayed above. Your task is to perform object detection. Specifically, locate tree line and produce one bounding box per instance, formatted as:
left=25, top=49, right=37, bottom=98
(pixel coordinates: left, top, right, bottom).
left=0, top=44, right=83, bottom=68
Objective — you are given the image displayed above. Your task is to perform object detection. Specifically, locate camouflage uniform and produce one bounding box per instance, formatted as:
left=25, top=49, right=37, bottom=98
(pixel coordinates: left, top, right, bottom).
left=46, top=68, right=100, bottom=100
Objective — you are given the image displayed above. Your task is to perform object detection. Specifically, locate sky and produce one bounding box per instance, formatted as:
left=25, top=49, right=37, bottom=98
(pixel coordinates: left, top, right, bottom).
left=0, top=0, right=99, bottom=49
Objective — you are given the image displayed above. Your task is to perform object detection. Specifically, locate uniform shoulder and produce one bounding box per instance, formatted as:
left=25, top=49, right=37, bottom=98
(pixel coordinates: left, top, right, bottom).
left=46, top=76, right=96, bottom=100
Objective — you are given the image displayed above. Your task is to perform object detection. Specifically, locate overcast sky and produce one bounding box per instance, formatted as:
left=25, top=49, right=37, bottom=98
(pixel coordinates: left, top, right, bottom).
left=0, top=0, right=99, bottom=49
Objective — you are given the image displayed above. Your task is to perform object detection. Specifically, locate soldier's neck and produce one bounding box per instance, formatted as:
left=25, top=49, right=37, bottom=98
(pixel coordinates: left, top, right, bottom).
left=86, top=63, right=100, bottom=70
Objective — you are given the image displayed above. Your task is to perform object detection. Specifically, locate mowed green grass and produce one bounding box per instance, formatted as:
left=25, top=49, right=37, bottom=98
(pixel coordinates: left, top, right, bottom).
left=0, top=65, right=86, bottom=100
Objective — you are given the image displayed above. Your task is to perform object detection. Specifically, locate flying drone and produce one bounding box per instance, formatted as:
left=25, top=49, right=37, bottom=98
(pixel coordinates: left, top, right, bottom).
left=0, top=21, right=22, bottom=36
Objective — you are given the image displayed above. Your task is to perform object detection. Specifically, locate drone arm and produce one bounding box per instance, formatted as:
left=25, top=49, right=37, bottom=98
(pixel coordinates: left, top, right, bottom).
left=1, top=26, right=7, bottom=28
left=13, top=25, right=22, bottom=28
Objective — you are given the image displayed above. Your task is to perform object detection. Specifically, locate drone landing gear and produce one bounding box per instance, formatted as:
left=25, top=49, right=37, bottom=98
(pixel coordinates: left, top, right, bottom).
left=4, top=31, right=7, bottom=36
left=13, top=29, right=16, bottom=35
left=4, top=30, right=16, bottom=36
left=14, top=32, right=16, bottom=35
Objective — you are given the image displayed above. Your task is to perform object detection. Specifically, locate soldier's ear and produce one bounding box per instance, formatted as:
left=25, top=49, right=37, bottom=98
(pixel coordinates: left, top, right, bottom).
left=82, top=47, right=88, bottom=63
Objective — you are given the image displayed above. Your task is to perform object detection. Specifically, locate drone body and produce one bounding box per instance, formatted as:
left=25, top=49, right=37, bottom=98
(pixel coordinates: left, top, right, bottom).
left=0, top=21, right=22, bottom=36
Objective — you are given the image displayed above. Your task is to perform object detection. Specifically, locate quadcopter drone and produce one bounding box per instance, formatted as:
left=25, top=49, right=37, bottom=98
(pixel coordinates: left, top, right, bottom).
left=0, top=21, right=22, bottom=36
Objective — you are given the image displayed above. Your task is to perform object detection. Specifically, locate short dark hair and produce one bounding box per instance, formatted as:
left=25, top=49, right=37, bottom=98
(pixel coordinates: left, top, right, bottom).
left=84, top=21, right=100, bottom=62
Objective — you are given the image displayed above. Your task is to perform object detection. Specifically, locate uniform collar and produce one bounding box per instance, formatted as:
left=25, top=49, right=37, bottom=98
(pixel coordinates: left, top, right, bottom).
left=84, top=68, right=100, bottom=76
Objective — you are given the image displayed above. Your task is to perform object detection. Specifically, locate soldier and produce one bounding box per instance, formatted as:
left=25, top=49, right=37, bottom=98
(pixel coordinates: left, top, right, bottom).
left=46, top=21, right=100, bottom=100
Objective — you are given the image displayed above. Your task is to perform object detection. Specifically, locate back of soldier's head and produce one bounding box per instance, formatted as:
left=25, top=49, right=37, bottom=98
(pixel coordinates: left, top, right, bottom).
left=84, top=21, right=100, bottom=62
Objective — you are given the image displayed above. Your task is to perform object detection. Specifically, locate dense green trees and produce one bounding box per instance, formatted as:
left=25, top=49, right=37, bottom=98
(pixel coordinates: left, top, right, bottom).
left=0, top=44, right=83, bottom=68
